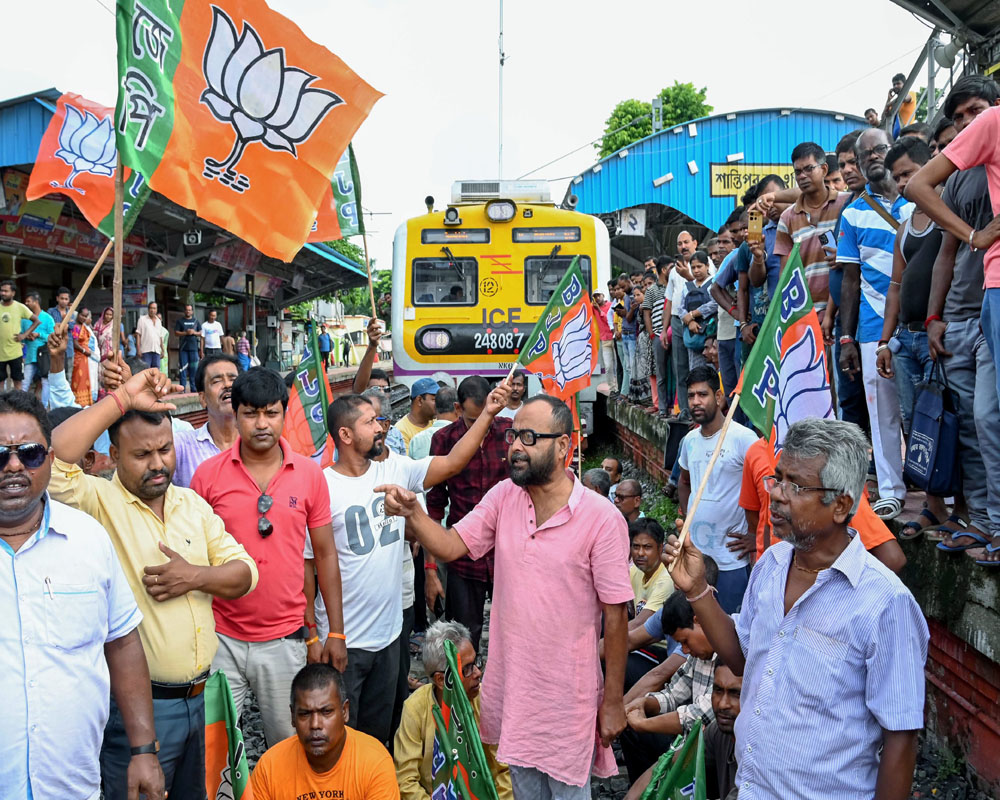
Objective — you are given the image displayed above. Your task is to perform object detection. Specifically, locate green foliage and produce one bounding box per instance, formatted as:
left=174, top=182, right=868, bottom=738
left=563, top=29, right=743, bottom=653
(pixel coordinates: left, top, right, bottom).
left=324, top=237, right=365, bottom=265
left=597, top=99, right=653, bottom=158
left=339, top=269, right=392, bottom=317
left=656, top=81, right=712, bottom=130
left=597, top=82, right=712, bottom=159
left=913, top=87, right=945, bottom=123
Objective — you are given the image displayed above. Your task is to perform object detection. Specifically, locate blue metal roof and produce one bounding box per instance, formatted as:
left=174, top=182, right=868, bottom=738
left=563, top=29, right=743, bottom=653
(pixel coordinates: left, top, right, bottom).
left=0, top=88, right=59, bottom=169
left=568, top=107, right=866, bottom=232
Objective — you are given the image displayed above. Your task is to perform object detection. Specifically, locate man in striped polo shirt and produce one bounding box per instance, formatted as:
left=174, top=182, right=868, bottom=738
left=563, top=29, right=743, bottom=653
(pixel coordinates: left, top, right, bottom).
left=837, top=127, right=914, bottom=521
left=774, top=141, right=853, bottom=319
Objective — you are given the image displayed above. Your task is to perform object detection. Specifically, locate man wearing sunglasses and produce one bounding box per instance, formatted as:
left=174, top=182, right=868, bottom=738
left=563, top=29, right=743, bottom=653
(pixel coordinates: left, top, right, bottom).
left=664, top=417, right=928, bottom=800
left=48, top=334, right=258, bottom=800
left=325, top=380, right=510, bottom=746
left=191, top=367, right=345, bottom=752
left=377, top=394, right=633, bottom=800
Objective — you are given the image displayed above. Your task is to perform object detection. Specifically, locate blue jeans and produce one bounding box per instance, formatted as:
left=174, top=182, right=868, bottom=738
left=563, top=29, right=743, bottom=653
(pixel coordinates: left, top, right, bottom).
left=891, top=328, right=932, bottom=437
left=982, top=288, right=1000, bottom=402
left=718, top=337, right=739, bottom=397
left=178, top=349, right=199, bottom=391
left=833, top=323, right=870, bottom=436
left=142, top=351, right=161, bottom=369
left=716, top=565, right=751, bottom=614
left=619, top=333, right=636, bottom=392
left=101, top=693, right=206, bottom=800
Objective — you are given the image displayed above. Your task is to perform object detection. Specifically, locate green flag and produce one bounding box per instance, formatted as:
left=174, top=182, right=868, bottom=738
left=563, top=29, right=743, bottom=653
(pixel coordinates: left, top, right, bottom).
left=431, top=640, right=500, bottom=800
left=332, top=144, right=365, bottom=238
left=639, top=720, right=707, bottom=800
left=204, top=671, right=251, bottom=799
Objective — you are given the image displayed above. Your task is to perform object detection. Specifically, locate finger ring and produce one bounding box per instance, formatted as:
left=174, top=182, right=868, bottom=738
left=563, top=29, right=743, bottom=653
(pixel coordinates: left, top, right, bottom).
left=155, top=575, right=159, bottom=584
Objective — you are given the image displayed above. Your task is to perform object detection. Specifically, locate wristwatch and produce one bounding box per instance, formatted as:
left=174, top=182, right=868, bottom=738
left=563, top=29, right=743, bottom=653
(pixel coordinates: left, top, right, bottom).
left=130, top=740, right=160, bottom=756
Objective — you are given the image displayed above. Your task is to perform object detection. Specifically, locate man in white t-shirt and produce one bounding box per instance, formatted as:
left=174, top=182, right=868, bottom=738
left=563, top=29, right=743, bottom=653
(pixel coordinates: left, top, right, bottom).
left=324, top=382, right=511, bottom=745
left=201, top=309, right=225, bottom=356
left=677, top=365, right=758, bottom=614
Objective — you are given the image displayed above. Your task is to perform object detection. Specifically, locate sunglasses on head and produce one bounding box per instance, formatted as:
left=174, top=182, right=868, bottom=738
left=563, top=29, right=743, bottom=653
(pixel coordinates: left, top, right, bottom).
left=0, top=443, right=48, bottom=470
left=258, top=494, right=274, bottom=537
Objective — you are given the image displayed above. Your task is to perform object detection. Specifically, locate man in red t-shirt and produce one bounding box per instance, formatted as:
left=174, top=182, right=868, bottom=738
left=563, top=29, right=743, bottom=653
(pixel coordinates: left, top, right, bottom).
left=594, top=291, right=617, bottom=393
left=192, top=368, right=346, bottom=748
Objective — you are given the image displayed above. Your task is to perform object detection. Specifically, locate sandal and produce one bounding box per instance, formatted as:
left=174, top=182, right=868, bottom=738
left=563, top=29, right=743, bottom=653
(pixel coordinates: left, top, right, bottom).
left=924, top=514, right=967, bottom=542
left=974, top=541, right=1000, bottom=568
left=871, top=497, right=904, bottom=521
left=936, top=530, right=990, bottom=552
left=899, top=508, right=941, bottom=541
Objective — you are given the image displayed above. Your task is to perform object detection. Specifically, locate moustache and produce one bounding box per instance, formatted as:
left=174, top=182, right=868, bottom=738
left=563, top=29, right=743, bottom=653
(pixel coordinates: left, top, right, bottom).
left=141, top=469, right=169, bottom=483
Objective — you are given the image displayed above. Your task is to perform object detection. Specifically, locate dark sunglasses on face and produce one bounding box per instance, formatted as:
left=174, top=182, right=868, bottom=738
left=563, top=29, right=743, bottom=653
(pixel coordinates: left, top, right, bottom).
left=258, top=493, right=274, bottom=537
left=0, top=442, right=48, bottom=470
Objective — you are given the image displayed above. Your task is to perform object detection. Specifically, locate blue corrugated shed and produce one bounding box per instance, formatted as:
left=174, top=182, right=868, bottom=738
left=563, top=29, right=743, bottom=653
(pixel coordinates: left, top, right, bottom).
left=0, top=88, right=59, bottom=169
left=568, top=107, right=866, bottom=232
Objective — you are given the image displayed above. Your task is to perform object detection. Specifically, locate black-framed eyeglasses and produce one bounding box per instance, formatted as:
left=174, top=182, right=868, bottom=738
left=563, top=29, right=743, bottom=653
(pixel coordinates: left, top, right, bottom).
left=614, top=493, right=640, bottom=502
left=762, top=475, right=837, bottom=497
left=793, top=163, right=823, bottom=177
left=434, top=656, right=484, bottom=679
left=258, top=494, right=274, bottom=537
left=0, top=442, right=48, bottom=470
left=858, top=143, right=890, bottom=161
left=504, top=428, right=565, bottom=447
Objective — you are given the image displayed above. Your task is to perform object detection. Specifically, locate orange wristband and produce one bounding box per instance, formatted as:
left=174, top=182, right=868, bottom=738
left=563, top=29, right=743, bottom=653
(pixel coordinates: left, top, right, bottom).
left=305, top=636, right=320, bottom=646
left=328, top=632, right=346, bottom=641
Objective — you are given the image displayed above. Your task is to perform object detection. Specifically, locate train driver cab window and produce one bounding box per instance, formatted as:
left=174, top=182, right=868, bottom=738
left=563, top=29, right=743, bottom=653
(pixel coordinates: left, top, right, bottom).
left=524, top=255, right=592, bottom=305
left=412, top=257, right=478, bottom=306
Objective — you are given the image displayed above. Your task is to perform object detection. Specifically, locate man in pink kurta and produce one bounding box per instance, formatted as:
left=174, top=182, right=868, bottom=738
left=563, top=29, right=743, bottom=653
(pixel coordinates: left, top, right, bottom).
left=376, top=395, right=633, bottom=797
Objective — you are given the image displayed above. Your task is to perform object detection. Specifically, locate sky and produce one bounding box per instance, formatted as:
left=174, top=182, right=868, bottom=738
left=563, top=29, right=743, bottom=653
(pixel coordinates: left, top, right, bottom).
left=4, top=0, right=936, bottom=275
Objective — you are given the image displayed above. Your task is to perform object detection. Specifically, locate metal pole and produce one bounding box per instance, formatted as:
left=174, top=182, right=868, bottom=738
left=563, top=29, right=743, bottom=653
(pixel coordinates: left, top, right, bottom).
left=112, top=154, right=124, bottom=367
left=926, top=37, right=937, bottom=122
left=498, top=0, right=504, bottom=180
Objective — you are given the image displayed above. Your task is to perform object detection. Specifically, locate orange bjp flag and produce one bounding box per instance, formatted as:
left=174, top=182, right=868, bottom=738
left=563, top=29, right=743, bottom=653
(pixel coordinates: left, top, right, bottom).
left=115, top=0, right=382, bottom=261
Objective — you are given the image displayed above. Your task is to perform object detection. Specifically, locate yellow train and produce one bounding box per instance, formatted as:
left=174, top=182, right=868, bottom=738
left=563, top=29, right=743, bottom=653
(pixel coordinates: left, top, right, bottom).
left=391, top=180, right=611, bottom=388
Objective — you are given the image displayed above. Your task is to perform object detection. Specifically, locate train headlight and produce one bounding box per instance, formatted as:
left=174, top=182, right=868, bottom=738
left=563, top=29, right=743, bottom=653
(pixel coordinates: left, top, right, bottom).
left=420, top=329, right=452, bottom=350
left=443, top=207, right=462, bottom=226
left=485, top=200, right=516, bottom=222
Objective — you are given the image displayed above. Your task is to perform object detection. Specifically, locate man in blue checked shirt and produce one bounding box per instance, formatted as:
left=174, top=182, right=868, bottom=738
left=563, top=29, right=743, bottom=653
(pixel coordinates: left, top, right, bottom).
left=0, top=390, right=164, bottom=800
left=665, top=417, right=928, bottom=800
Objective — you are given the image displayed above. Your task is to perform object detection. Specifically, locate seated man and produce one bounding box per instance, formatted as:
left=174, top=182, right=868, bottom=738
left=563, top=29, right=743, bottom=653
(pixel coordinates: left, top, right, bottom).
left=602, top=457, right=623, bottom=501
left=614, top=478, right=644, bottom=523
left=250, top=663, right=399, bottom=800
left=394, top=621, right=512, bottom=800
left=628, top=518, right=674, bottom=629
left=625, top=659, right=742, bottom=800
left=582, top=467, right=611, bottom=498
left=620, top=590, right=718, bottom=783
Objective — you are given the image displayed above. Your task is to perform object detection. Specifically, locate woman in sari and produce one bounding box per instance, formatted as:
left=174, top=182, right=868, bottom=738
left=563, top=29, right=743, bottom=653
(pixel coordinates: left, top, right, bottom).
left=94, top=306, right=127, bottom=360
left=629, top=286, right=654, bottom=406
left=72, top=308, right=94, bottom=407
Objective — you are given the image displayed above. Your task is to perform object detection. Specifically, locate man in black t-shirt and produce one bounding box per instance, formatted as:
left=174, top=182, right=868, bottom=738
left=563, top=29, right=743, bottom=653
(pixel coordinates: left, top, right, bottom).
left=174, top=304, right=202, bottom=392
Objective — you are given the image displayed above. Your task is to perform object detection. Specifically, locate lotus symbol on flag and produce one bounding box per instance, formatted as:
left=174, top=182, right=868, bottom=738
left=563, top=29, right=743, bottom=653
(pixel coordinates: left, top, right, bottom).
left=200, top=6, right=344, bottom=193
left=51, top=105, right=117, bottom=195
left=773, top=325, right=833, bottom=447
left=547, top=305, right=594, bottom=390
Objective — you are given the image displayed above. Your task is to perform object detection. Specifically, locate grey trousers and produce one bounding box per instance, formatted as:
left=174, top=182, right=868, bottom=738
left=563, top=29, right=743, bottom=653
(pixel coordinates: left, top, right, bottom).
left=670, top=316, right=690, bottom=412
left=510, top=765, right=592, bottom=800
left=942, top=317, right=1000, bottom=536
left=653, top=336, right=670, bottom=413
left=213, top=633, right=305, bottom=748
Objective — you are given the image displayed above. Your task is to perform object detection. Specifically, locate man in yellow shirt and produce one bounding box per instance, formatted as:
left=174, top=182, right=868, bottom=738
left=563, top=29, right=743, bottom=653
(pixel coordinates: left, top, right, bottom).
left=392, top=377, right=439, bottom=453
left=394, top=620, right=512, bottom=800
left=0, top=278, right=41, bottom=390
left=628, top=518, right=673, bottom=630
left=47, top=328, right=258, bottom=800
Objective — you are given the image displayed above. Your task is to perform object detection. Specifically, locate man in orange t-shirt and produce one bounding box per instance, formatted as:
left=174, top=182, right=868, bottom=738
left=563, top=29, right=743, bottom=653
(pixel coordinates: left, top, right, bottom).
left=250, top=664, right=400, bottom=800
left=738, top=436, right=906, bottom=573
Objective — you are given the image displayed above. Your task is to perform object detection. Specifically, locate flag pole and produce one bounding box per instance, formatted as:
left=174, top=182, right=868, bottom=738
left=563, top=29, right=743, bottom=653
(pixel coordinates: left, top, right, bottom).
left=361, top=232, right=377, bottom=318
left=668, top=392, right=741, bottom=573
left=56, top=238, right=115, bottom=333
left=111, top=154, right=124, bottom=362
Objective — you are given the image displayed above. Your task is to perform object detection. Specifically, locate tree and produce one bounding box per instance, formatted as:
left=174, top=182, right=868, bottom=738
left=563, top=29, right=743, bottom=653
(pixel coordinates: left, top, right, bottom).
left=597, top=98, right=652, bottom=158
left=596, top=82, right=712, bottom=159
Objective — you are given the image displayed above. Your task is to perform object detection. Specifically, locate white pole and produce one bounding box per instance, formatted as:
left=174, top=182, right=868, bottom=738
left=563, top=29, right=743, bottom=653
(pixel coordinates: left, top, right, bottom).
left=498, top=0, right=504, bottom=181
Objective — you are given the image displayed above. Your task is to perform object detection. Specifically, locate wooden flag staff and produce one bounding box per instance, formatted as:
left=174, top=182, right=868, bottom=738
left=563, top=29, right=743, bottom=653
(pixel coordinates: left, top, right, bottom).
left=55, top=238, right=115, bottom=333
left=111, top=154, right=124, bottom=357
left=361, top=232, right=377, bottom=318
left=668, top=393, right=742, bottom=572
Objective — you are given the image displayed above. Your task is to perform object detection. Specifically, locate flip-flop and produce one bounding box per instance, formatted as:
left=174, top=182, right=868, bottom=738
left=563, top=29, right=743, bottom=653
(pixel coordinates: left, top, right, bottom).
left=871, top=497, right=904, bottom=521
left=899, top=509, right=941, bottom=541
left=936, top=530, right=990, bottom=552
left=924, top=514, right=967, bottom=542
left=974, top=542, right=1000, bottom=568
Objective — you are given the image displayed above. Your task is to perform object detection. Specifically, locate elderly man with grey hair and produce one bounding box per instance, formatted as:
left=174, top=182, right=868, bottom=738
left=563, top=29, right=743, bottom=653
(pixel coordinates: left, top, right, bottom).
left=582, top=467, right=612, bottom=498
left=394, top=620, right=512, bottom=800
left=664, top=417, right=928, bottom=800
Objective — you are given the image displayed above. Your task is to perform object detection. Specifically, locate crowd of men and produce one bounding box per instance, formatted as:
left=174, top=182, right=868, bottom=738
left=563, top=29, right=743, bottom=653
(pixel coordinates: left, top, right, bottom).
left=2, top=71, right=999, bottom=800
